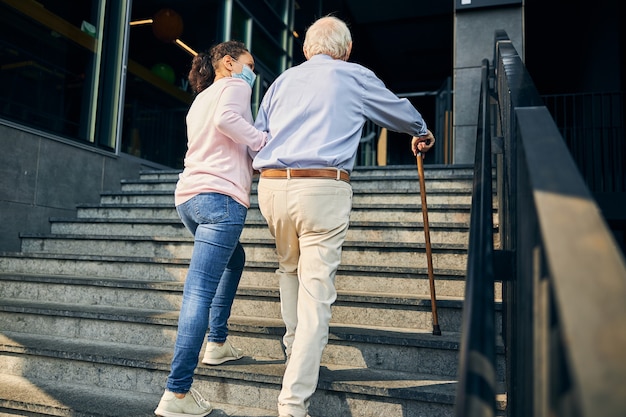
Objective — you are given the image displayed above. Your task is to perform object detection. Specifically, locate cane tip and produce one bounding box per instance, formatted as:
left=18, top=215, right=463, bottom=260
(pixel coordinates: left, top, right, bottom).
left=432, top=325, right=442, bottom=336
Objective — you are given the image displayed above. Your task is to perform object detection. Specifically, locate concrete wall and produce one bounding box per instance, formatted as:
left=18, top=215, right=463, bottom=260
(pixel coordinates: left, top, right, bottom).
left=453, top=6, right=523, bottom=164
left=0, top=123, right=149, bottom=252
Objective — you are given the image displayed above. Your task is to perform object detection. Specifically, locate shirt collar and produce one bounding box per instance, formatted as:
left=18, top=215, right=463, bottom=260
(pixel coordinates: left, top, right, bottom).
left=308, top=54, right=334, bottom=62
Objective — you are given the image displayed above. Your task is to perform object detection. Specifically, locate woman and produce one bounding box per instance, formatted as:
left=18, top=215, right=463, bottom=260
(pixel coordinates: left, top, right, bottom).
left=155, top=40, right=266, bottom=417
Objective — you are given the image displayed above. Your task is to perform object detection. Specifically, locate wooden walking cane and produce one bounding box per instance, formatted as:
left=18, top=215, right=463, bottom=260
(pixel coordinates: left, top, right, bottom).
left=416, top=151, right=442, bottom=336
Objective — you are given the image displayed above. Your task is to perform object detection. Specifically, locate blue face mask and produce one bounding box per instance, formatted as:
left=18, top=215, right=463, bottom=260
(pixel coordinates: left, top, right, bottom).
left=232, top=60, right=256, bottom=88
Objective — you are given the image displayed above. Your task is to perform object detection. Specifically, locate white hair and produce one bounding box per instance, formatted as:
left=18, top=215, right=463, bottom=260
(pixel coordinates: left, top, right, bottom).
left=303, top=16, right=352, bottom=60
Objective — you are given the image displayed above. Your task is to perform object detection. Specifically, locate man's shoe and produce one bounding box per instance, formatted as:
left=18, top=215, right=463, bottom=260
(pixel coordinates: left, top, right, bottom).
left=202, top=338, right=243, bottom=365
left=154, top=388, right=212, bottom=417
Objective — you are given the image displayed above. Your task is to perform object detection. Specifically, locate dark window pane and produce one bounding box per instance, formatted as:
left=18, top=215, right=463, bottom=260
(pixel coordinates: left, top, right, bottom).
left=251, top=22, right=285, bottom=75
left=0, top=1, right=100, bottom=142
left=231, top=3, right=249, bottom=42
left=123, top=1, right=220, bottom=168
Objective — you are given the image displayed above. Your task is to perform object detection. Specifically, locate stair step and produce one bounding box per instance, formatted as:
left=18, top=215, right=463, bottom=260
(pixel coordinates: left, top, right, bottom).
left=76, top=203, right=480, bottom=224
left=99, top=191, right=174, bottom=205
left=0, top=295, right=504, bottom=379
left=17, top=235, right=469, bottom=271
left=100, top=190, right=481, bottom=206
left=0, top=332, right=507, bottom=417
left=0, top=264, right=474, bottom=300
left=0, top=252, right=468, bottom=284
left=2, top=273, right=464, bottom=313
left=0, top=284, right=489, bottom=335
left=35, top=220, right=472, bottom=245
left=241, top=264, right=473, bottom=297
left=0, top=373, right=273, bottom=417
left=50, top=215, right=478, bottom=239
left=119, top=176, right=474, bottom=193
left=137, top=166, right=476, bottom=182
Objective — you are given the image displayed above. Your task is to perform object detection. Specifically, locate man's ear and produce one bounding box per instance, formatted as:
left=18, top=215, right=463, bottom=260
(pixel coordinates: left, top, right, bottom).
left=344, top=42, right=353, bottom=61
left=303, top=46, right=310, bottom=60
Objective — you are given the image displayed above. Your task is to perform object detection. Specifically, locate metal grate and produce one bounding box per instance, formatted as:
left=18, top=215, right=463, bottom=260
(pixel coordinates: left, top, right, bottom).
left=542, top=92, right=625, bottom=193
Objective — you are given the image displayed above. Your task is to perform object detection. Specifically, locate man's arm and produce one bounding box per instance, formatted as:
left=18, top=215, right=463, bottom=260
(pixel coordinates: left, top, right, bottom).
left=361, top=69, right=429, bottom=138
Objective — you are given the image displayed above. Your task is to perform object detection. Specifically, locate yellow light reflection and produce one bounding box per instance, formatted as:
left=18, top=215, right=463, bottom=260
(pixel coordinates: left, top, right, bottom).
left=175, top=39, right=197, bottom=56
left=129, top=18, right=153, bottom=26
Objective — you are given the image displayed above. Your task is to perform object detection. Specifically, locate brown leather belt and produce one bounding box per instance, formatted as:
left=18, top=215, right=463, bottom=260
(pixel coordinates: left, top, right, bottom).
left=260, top=168, right=350, bottom=183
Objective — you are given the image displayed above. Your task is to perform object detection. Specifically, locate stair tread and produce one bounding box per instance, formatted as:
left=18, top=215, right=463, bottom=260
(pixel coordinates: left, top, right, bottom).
left=0, top=297, right=177, bottom=321
left=137, top=165, right=476, bottom=174
left=121, top=176, right=473, bottom=183
left=0, top=374, right=273, bottom=417
left=78, top=202, right=474, bottom=209
left=0, top=272, right=184, bottom=290
left=0, top=287, right=467, bottom=311
left=22, top=219, right=472, bottom=235
left=0, top=298, right=462, bottom=331
left=0, top=271, right=466, bottom=291
left=0, top=332, right=468, bottom=403
left=0, top=254, right=469, bottom=277
left=0, top=238, right=467, bottom=256
left=45, top=218, right=473, bottom=230
left=121, top=188, right=477, bottom=195
left=0, top=272, right=466, bottom=300
left=0, top=298, right=506, bottom=352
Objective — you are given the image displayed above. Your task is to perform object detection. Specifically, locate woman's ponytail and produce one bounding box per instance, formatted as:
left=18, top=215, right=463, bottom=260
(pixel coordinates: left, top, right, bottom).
left=188, top=52, right=214, bottom=94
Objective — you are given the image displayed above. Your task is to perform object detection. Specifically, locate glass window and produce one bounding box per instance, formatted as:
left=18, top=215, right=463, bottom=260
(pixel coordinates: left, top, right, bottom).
left=1, top=0, right=296, bottom=168
left=251, top=22, right=285, bottom=76
left=123, top=1, right=221, bottom=168
left=231, top=3, right=250, bottom=43
left=266, top=0, right=288, bottom=20
left=0, top=0, right=103, bottom=142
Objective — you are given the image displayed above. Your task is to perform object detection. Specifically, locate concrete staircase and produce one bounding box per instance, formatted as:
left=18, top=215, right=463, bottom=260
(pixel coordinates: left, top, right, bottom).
left=0, top=166, right=505, bottom=417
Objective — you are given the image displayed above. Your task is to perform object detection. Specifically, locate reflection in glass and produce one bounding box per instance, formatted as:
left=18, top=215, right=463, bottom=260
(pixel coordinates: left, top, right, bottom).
left=122, top=2, right=211, bottom=168
left=0, top=0, right=102, bottom=142
left=0, top=0, right=296, bottom=169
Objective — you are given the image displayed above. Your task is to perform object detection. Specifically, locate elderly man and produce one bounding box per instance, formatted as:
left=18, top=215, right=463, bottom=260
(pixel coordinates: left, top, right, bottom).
left=253, top=15, right=435, bottom=417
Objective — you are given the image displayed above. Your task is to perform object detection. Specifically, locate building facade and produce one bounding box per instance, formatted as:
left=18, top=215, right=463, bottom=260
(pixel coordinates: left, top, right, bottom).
left=1, top=0, right=623, bottom=251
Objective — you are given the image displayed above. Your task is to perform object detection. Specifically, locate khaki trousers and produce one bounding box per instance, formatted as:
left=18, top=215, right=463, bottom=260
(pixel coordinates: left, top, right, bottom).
left=257, top=177, right=352, bottom=417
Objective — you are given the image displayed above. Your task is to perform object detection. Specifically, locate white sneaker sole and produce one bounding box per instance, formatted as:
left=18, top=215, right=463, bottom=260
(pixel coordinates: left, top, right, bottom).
left=202, top=354, right=243, bottom=365
left=154, top=406, right=213, bottom=417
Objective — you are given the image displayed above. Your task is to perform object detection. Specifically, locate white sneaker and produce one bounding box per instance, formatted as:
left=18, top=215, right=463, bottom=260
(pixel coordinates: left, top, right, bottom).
left=154, top=388, right=212, bottom=417
left=201, top=338, right=243, bottom=365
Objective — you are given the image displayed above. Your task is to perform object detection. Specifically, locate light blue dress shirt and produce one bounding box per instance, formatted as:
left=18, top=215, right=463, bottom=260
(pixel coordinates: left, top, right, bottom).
left=253, top=54, right=428, bottom=173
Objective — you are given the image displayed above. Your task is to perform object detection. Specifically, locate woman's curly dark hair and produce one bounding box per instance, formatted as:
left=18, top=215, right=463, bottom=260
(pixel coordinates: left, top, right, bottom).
left=188, top=40, right=249, bottom=94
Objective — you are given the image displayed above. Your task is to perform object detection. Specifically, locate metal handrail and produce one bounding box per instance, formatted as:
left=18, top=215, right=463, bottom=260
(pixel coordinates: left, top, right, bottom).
left=455, top=58, right=497, bottom=417
left=495, top=31, right=626, bottom=417
left=454, top=30, right=626, bottom=417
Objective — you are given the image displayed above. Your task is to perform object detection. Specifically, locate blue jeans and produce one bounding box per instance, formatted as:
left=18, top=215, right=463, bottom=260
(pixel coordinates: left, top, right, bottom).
left=166, top=193, right=247, bottom=393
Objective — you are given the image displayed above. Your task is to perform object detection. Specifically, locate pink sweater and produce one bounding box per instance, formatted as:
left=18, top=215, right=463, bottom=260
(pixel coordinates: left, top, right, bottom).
left=175, top=77, right=267, bottom=208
